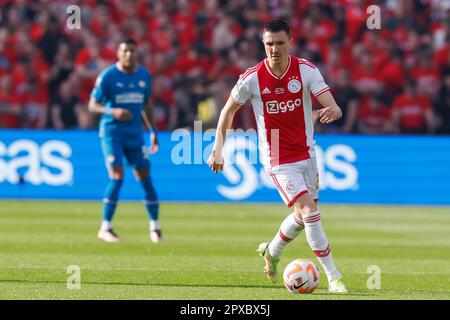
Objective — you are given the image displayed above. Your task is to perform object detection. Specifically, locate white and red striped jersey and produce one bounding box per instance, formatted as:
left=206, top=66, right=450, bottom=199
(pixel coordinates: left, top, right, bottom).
left=231, top=55, right=330, bottom=170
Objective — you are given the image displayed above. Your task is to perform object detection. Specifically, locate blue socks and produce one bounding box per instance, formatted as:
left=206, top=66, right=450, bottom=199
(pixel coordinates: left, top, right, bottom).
left=102, top=179, right=123, bottom=222
left=139, top=177, right=159, bottom=222
left=101, top=177, right=159, bottom=230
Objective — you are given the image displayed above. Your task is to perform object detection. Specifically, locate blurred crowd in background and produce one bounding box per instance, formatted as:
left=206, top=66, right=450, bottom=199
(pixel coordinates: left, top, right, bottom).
left=0, top=0, right=449, bottom=134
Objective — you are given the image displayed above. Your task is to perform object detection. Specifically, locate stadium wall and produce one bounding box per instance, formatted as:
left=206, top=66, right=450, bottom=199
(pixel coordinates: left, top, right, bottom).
left=0, top=130, right=449, bottom=205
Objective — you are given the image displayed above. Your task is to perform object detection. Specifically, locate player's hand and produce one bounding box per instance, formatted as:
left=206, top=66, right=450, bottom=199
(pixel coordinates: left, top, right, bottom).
left=318, top=106, right=342, bottom=124
left=207, top=150, right=224, bottom=174
left=111, top=108, right=132, bottom=121
left=149, top=131, right=159, bottom=154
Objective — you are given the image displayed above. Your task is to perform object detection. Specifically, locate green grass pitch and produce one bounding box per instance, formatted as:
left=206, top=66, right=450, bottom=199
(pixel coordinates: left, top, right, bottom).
left=0, top=201, right=449, bottom=300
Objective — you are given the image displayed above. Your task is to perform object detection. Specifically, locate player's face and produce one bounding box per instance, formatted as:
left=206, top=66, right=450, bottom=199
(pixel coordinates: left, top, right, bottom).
left=117, top=43, right=138, bottom=70
left=263, top=31, right=292, bottom=67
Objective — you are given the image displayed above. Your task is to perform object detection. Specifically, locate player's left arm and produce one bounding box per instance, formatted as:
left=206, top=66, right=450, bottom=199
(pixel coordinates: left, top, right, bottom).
left=308, top=65, right=342, bottom=124
left=316, top=91, right=343, bottom=124
left=142, top=98, right=159, bottom=153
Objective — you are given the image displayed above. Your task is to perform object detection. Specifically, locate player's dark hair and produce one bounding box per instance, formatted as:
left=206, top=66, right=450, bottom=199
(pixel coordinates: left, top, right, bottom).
left=263, top=19, right=291, bottom=37
left=119, top=38, right=137, bottom=47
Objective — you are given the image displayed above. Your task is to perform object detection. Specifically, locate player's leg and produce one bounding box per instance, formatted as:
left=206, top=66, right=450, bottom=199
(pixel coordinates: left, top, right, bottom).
left=257, top=163, right=306, bottom=283
left=125, top=143, right=162, bottom=243
left=133, top=167, right=162, bottom=243
left=294, top=158, right=347, bottom=293
left=258, top=212, right=305, bottom=283
left=268, top=212, right=305, bottom=258
left=98, top=138, right=124, bottom=242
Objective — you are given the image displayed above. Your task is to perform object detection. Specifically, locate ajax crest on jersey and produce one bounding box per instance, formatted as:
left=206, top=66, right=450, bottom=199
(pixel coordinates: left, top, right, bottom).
left=283, top=259, right=320, bottom=294
left=287, top=79, right=301, bottom=93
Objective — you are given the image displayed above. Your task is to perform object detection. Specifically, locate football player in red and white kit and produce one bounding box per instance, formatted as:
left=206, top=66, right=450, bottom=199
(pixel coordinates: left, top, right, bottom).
left=208, top=20, right=348, bottom=293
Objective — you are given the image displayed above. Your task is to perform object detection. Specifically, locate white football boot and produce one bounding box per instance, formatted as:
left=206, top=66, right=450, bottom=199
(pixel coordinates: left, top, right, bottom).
left=150, top=229, right=163, bottom=243
left=256, top=242, right=280, bottom=283
left=97, top=229, right=122, bottom=243
left=328, top=276, right=348, bottom=293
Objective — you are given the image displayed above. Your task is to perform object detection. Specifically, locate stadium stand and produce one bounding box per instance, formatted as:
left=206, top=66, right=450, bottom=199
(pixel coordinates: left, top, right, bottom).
left=0, top=0, right=449, bottom=134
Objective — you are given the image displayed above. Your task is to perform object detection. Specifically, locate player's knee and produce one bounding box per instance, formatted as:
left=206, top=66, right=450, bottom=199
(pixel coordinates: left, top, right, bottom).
left=111, top=173, right=124, bottom=180
left=293, top=194, right=317, bottom=216
left=134, top=168, right=149, bottom=181
left=108, top=167, right=124, bottom=180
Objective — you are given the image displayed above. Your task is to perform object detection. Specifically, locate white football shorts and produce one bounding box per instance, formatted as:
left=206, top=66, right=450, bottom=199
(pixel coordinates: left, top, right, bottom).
left=269, top=157, right=319, bottom=207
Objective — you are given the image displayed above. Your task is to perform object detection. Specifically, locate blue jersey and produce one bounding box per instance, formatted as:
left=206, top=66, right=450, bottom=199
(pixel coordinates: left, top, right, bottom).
left=91, top=64, right=151, bottom=139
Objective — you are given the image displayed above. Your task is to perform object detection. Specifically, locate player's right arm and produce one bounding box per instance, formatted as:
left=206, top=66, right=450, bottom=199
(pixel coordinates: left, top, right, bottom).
left=207, top=96, right=242, bottom=173
left=88, top=71, right=131, bottom=121
left=208, top=69, right=252, bottom=173
left=88, top=97, right=132, bottom=121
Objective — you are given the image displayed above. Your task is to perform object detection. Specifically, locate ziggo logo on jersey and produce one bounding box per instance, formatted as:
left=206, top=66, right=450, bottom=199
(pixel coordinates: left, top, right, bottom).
left=266, top=99, right=302, bottom=114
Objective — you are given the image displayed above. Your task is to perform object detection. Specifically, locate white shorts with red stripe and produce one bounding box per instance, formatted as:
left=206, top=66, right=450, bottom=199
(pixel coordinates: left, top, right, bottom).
left=269, top=157, right=319, bottom=207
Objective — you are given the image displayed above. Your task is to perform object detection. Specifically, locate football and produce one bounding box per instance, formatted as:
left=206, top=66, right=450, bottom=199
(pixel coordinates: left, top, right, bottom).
left=283, top=259, right=320, bottom=294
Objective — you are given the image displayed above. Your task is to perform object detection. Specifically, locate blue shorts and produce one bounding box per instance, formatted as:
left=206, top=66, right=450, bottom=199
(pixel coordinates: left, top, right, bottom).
left=101, top=136, right=150, bottom=169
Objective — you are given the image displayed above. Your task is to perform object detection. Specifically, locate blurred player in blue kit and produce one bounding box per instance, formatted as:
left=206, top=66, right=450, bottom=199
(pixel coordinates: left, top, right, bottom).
left=88, top=38, right=162, bottom=243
